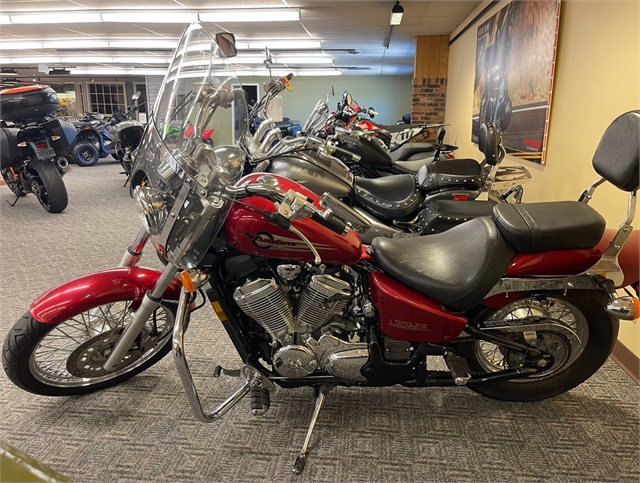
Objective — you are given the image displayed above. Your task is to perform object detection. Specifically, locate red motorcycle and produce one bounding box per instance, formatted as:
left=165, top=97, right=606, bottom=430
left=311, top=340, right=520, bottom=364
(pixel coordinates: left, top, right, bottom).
left=3, top=24, right=639, bottom=475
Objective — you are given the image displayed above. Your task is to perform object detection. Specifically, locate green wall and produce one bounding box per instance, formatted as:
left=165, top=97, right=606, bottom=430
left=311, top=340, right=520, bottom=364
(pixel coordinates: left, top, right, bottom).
left=243, top=75, right=413, bottom=126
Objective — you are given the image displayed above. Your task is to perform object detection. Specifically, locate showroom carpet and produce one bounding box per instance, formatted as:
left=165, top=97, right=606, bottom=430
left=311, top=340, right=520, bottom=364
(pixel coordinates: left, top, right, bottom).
left=0, top=160, right=638, bottom=483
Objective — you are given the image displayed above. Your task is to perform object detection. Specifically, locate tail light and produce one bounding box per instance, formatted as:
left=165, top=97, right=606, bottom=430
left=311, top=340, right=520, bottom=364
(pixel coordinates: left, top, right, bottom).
left=606, top=296, right=640, bottom=320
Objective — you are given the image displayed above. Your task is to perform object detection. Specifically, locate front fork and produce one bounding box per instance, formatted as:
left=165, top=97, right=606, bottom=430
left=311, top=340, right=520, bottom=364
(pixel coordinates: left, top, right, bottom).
left=101, top=227, right=180, bottom=371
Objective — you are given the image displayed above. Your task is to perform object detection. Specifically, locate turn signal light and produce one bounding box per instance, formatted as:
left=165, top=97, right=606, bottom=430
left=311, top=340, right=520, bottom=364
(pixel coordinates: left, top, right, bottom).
left=17, top=142, right=26, bottom=147
left=180, top=270, right=196, bottom=293
left=606, top=296, right=640, bottom=320
left=51, top=135, right=61, bottom=141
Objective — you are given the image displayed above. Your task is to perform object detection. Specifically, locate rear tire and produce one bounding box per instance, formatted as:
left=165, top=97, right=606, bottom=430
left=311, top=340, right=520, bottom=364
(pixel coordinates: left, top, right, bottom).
left=458, top=291, right=617, bottom=402
left=2, top=300, right=176, bottom=396
left=27, top=159, right=68, bottom=213
left=73, top=143, right=100, bottom=167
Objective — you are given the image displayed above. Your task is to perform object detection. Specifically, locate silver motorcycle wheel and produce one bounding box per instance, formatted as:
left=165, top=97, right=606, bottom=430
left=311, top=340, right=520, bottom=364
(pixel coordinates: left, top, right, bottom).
left=28, top=300, right=174, bottom=388
left=473, top=297, right=588, bottom=381
left=460, top=291, right=617, bottom=401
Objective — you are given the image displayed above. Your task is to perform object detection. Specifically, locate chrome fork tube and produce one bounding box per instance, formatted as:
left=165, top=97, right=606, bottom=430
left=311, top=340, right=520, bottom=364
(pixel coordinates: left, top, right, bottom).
left=103, top=263, right=179, bottom=371
left=119, top=227, right=150, bottom=267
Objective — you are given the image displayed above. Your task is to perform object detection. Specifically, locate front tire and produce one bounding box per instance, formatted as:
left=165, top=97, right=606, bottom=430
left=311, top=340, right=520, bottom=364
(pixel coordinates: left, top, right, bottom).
left=74, top=143, right=100, bottom=167
left=27, top=159, right=68, bottom=213
left=459, top=291, right=618, bottom=402
left=2, top=300, right=176, bottom=396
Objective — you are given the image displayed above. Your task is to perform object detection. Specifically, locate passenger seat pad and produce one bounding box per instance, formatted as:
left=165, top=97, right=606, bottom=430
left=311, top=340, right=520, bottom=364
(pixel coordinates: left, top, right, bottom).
left=371, top=217, right=515, bottom=312
left=492, top=201, right=606, bottom=253
left=419, top=199, right=497, bottom=234
left=390, top=142, right=435, bottom=162
left=417, top=158, right=483, bottom=193
left=354, top=174, right=424, bottom=220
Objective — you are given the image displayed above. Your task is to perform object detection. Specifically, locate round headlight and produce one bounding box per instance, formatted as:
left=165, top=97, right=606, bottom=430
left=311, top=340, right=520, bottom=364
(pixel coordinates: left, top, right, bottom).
left=133, top=185, right=170, bottom=236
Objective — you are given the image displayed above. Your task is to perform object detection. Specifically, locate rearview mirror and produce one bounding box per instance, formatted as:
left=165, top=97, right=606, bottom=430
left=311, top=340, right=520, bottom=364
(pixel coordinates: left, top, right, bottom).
left=216, top=32, right=238, bottom=58
left=320, top=192, right=372, bottom=234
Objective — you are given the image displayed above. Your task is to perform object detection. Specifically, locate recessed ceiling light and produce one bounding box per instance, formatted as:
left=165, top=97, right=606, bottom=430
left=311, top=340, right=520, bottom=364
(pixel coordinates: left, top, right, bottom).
left=248, top=40, right=321, bottom=50
left=199, top=9, right=300, bottom=23
left=10, top=13, right=102, bottom=24
left=11, top=57, right=61, bottom=64
left=277, top=57, right=333, bottom=65
left=102, top=11, right=198, bottom=23
left=297, top=70, right=342, bottom=76
left=0, top=42, right=44, bottom=50
left=108, top=40, right=179, bottom=49
left=44, top=40, right=110, bottom=49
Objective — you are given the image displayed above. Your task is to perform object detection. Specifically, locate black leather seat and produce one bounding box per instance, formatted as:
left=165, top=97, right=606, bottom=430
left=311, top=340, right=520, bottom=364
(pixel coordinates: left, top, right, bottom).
left=353, top=174, right=424, bottom=220
left=417, top=158, right=484, bottom=193
left=390, top=142, right=435, bottom=162
left=419, top=199, right=497, bottom=233
left=492, top=202, right=606, bottom=253
left=371, top=217, right=515, bottom=312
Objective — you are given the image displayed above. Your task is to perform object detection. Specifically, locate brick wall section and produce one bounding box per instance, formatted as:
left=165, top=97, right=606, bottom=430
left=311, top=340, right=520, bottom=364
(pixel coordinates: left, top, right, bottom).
left=411, top=77, right=447, bottom=128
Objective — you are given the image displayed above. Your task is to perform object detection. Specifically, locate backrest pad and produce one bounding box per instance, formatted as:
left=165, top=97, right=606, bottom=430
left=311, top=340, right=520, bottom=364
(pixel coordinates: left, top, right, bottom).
left=592, top=110, right=640, bottom=192
left=478, top=122, right=500, bottom=166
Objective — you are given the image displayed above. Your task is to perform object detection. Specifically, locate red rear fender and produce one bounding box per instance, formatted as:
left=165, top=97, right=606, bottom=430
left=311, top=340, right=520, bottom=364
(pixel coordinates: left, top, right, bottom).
left=30, top=267, right=183, bottom=324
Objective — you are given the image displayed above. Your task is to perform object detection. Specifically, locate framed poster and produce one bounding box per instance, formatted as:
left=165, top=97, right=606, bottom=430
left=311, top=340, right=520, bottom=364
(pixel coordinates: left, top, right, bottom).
left=472, top=0, right=561, bottom=164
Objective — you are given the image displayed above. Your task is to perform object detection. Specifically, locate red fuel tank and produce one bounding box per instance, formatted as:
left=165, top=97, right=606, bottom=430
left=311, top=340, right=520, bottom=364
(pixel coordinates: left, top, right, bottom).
left=224, top=173, right=363, bottom=265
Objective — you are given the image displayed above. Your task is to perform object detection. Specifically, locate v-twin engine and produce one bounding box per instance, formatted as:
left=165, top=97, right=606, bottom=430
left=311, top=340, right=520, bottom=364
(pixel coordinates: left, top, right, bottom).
left=233, top=271, right=368, bottom=382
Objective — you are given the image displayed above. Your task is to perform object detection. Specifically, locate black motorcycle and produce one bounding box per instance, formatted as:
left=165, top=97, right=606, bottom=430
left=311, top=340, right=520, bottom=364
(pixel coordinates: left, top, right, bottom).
left=0, top=85, right=74, bottom=213
left=72, top=112, right=117, bottom=167
left=108, top=91, right=145, bottom=187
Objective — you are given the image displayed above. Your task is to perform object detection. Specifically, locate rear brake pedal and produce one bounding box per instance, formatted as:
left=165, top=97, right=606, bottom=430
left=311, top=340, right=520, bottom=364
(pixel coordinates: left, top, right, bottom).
left=444, top=351, right=472, bottom=386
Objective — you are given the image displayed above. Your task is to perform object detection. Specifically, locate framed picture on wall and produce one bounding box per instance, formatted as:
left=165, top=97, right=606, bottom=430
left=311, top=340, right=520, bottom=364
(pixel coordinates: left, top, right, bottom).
left=471, top=0, right=561, bottom=164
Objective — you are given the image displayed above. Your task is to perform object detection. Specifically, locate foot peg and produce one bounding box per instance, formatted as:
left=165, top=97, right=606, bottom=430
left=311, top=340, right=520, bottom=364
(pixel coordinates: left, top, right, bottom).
left=444, top=351, right=472, bottom=386
left=250, top=386, right=271, bottom=416
left=213, top=365, right=241, bottom=378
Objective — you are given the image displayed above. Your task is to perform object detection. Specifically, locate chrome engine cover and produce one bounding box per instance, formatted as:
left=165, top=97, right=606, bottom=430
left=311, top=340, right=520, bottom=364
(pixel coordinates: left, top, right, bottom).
left=273, top=345, right=318, bottom=378
left=296, top=274, right=351, bottom=332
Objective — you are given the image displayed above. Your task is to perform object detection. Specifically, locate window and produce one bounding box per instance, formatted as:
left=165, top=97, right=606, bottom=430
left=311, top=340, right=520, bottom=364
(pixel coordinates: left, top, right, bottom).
left=88, top=83, right=126, bottom=115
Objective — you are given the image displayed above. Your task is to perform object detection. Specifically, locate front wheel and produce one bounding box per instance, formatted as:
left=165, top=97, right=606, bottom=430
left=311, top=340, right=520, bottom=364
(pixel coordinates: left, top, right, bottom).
left=2, top=300, right=176, bottom=396
left=74, top=143, right=100, bottom=167
left=458, top=291, right=618, bottom=401
left=27, top=159, right=68, bottom=213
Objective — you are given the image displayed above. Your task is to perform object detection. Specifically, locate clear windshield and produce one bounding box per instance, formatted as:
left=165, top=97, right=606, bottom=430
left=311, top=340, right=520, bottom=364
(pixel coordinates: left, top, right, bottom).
left=133, top=23, right=248, bottom=269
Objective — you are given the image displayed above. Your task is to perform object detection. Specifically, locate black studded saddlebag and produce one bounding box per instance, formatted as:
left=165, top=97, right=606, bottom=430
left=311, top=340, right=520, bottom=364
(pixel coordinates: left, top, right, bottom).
left=417, top=158, right=483, bottom=194
left=492, top=201, right=606, bottom=253
left=419, top=199, right=497, bottom=234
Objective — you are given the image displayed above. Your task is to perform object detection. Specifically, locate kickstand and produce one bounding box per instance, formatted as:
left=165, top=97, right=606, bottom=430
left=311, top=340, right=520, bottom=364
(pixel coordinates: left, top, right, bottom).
left=292, top=384, right=334, bottom=475
left=123, top=173, right=131, bottom=187
left=6, top=192, right=21, bottom=207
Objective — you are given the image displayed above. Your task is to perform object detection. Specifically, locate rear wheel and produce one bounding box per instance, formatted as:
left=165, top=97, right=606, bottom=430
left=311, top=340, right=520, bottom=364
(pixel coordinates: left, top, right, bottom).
left=73, top=143, right=100, bottom=167
left=458, top=291, right=617, bottom=401
left=27, top=159, right=68, bottom=213
left=2, top=300, right=176, bottom=396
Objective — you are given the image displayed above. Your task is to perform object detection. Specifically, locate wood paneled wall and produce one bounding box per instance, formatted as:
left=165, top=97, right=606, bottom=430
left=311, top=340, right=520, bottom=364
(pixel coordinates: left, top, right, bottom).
left=414, top=35, right=450, bottom=79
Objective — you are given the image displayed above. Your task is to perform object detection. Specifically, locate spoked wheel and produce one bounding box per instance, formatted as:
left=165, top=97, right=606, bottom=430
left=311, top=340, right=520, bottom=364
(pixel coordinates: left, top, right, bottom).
left=458, top=291, right=618, bottom=401
left=2, top=299, right=176, bottom=396
left=27, top=159, right=68, bottom=213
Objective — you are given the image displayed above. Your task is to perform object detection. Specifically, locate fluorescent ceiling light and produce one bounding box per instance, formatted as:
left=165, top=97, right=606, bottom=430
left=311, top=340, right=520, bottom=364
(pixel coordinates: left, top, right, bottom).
left=44, top=40, right=110, bottom=49
left=248, top=40, right=321, bottom=50
left=297, top=70, right=342, bottom=76
left=102, top=11, right=198, bottom=23
left=199, top=9, right=299, bottom=23
left=10, top=57, right=61, bottom=64
left=60, top=56, right=113, bottom=63
left=0, top=16, right=11, bottom=24
left=233, top=56, right=272, bottom=64
left=128, top=69, right=166, bottom=75
left=0, top=42, right=44, bottom=50
left=250, top=70, right=295, bottom=77
left=277, top=57, right=333, bottom=64
left=81, top=69, right=128, bottom=75
left=10, top=13, right=102, bottom=24
left=108, top=40, right=178, bottom=49
left=0, top=58, right=10, bottom=64
left=111, top=57, right=170, bottom=64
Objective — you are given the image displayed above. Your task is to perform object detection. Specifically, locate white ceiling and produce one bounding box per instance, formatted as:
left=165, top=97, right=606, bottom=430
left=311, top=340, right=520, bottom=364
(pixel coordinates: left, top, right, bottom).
left=0, top=0, right=480, bottom=81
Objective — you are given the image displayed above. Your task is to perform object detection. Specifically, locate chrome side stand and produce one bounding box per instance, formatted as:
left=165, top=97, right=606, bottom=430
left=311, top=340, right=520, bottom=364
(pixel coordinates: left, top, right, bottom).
left=293, top=384, right=334, bottom=475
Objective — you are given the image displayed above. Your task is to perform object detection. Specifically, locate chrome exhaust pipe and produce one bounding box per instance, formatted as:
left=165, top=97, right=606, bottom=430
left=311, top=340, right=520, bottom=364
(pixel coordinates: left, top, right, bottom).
left=56, top=157, right=70, bottom=173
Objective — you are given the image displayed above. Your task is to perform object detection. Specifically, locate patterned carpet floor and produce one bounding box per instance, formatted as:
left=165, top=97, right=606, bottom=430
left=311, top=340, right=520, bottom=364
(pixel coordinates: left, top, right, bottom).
left=0, top=160, right=638, bottom=483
